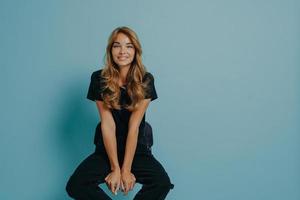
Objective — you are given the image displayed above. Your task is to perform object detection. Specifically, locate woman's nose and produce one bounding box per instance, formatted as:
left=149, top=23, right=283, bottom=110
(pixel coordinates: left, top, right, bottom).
left=120, top=46, right=127, bottom=53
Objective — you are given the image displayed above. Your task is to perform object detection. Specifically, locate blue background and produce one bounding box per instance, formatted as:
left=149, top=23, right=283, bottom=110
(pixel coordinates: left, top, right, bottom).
left=1, top=0, right=299, bottom=199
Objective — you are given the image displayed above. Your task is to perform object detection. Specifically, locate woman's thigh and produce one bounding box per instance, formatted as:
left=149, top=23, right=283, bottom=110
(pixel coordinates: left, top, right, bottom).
left=68, top=152, right=111, bottom=185
left=131, top=153, right=174, bottom=188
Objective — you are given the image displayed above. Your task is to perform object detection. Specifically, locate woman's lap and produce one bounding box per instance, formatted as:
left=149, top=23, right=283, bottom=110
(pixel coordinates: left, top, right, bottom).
left=67, top=149, right=174, bottom=190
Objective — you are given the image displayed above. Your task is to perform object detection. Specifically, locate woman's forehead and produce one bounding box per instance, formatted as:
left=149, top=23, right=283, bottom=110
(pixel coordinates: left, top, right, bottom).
left=114, top=33, right=132, bottom=44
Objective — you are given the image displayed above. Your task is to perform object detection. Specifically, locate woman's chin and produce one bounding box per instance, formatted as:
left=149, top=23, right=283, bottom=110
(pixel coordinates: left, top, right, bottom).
left=117, top=62, right=132, bottom=67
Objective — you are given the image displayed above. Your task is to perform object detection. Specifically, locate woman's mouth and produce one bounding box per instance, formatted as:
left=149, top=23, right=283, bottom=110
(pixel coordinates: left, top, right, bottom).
left=118, top=56, right=128, bottom=60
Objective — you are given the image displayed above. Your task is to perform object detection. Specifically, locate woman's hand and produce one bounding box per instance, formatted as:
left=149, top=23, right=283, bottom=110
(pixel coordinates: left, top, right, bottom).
left=121, top=169, right=136, bottom=195
left=104, top=169, right=121, bottom=195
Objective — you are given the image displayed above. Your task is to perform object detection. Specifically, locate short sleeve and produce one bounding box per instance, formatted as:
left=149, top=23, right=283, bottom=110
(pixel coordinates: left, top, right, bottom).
left=143, top=72, right=158, bottom=101
left=86, top=70, right=104, bottom=101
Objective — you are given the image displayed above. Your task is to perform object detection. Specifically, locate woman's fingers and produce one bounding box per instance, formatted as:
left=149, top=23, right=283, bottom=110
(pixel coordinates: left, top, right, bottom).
left=130, top=181, right=135, bottom=191
left=114, top=181, right=120, bottom=195
left=116, top=182, right=120, bottom=194
left=108, top=179, right=119, bottom=195
left=105, top=175, right=114, bottom=193
left=122, top=181, right=128, bottom=195
left=131, top=174, right=136, bottom=190
left=125, top=181, right=131, bottom=194
left=107, top=181, right=112, bottom=190
left=128, top=174, right=135, bottom=191
left=109, top=180, right=120, bottom=195
left=120, top=173, right=136, bottom=195
left=105, top=176, right=109, bottom=188
left=120, top=181, right=124, bottom=191
left=128, top=182, right=132, bottom=191
left=104, top=174, right=109, bottom=182
left=111, top=182, right=116, bottom=194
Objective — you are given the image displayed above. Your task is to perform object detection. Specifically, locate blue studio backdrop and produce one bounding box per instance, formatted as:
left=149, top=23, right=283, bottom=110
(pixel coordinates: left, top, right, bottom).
left=1, top=0, right=299, bottom=199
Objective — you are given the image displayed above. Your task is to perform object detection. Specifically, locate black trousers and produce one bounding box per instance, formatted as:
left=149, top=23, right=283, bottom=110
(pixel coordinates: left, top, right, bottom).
left=65, top=145, right=174, bottom=200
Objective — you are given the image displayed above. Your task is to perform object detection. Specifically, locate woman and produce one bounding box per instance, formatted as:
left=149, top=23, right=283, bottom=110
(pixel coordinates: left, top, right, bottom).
left=65, top=26, right=174, bottom=200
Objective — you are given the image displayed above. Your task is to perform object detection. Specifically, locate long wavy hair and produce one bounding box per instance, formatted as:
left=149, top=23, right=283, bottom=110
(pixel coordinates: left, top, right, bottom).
left=100, top=26, right=149, bottom=111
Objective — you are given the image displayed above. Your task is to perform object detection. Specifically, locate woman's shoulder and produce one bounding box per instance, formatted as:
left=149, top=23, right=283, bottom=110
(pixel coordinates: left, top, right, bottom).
left=90, top=69, right=104, bottom=80
left=143, top=71, right=155, bottom=84
left=143, top=71, right=155, bottom=79
left=91, top=68, right=103, bottom=75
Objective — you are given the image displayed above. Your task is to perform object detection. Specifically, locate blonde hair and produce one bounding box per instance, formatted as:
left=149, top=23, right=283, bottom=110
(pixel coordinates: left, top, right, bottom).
left=100, top=26, right=150, bottom=111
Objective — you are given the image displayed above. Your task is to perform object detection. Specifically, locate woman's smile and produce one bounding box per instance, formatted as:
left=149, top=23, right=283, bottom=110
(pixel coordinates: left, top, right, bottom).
left=111, top=32, right=135, bottom=68
left=118, top=56, right=129, bottom=60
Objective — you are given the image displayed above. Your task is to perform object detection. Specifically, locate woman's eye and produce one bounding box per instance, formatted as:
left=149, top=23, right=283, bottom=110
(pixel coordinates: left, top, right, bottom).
left=112, top=45, right=134, bottom=49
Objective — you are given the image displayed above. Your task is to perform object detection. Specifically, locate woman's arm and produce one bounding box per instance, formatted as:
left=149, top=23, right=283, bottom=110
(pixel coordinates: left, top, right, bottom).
left=122, top=99, right=151, bottom=172
left=95, top=100, right=120, bottom=171
left=96, top=100, right=121, bottom=195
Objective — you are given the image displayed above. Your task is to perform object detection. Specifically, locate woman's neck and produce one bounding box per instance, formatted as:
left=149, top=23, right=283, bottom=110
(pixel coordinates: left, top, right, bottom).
left=119, top=65, right=130, bottom=85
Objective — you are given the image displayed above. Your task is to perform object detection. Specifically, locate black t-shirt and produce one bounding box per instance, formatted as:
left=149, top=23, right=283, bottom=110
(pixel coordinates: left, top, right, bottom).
left=86, top=69, right=158, bottom=152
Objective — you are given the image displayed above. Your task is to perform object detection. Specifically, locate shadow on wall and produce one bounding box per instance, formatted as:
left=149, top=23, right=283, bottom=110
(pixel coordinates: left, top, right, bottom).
left=47, top=77, right=141, bottom=200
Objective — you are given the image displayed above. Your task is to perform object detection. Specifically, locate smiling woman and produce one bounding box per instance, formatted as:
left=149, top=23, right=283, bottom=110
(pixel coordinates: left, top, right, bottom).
left=65, top=26, right=174, bottom=200
left=111, top=33, right=135, bottom=69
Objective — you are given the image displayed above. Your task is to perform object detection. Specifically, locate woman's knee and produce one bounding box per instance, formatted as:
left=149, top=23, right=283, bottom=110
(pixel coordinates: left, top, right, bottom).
left=154, top=172, right=174, bottom=190
left=65, top=175, right=82, bottom=197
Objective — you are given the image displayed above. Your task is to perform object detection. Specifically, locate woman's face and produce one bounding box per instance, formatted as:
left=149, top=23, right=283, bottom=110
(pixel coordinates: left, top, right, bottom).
left=111, top=33, right=135, bottom=68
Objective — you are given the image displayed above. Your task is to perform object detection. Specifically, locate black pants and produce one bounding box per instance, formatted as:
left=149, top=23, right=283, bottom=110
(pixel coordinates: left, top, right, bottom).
left=65, top=145, right=174, bottom=200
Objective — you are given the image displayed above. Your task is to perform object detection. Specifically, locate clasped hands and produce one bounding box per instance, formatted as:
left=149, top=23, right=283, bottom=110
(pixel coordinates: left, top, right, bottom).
left=104, top=169, right=136, bottom=196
